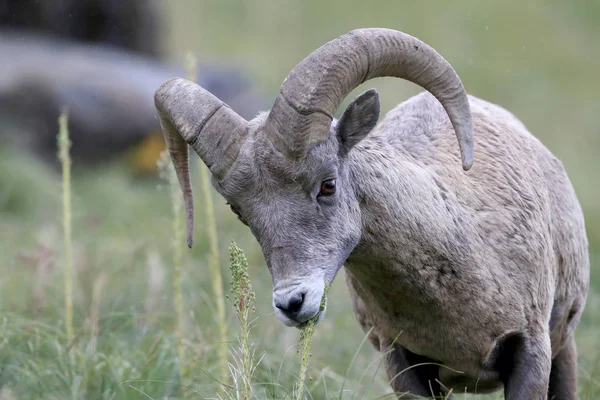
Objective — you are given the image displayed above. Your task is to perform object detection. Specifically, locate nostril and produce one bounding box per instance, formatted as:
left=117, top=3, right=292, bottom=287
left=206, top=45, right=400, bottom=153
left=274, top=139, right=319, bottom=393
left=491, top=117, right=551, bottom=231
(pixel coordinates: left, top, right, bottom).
left=275, top=291, right=305, bottom=314
left=287, top=292, right=304, bottom=313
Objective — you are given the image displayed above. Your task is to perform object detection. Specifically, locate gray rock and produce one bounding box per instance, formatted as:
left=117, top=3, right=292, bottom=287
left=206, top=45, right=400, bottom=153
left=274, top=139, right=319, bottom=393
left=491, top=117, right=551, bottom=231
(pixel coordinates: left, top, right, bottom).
left=0, top=30, right=266, bottom=164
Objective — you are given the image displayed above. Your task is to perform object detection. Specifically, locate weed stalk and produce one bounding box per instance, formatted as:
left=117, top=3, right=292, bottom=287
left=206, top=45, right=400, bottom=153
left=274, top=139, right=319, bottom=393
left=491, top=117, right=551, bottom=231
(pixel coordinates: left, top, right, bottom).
left=296, top=284, right=329, bottom=400
left=158, top=151, right=187, bottom=376
left=229, top=241, right=256, bottom=399
left=57, top=109, right=74, bottom=342
left=187, top=52, right=229, bottom=383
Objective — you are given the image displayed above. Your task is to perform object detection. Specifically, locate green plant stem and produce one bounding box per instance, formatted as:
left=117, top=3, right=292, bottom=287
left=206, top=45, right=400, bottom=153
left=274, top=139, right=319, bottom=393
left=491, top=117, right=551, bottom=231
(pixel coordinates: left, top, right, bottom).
left=57, top=109, right=74, bottom=342
left=296, top=334, right=311, bottom=400
left=187, top=51, right=229, bottom=383
left=296, top=285, right=329, bottom=400
left=170, top=171, right=186, bottom=376
left=200, top=164, right=229, bottom=383
left=158, top=151, right=187, bottom=376
left=229, top=242, right=256, bottom=398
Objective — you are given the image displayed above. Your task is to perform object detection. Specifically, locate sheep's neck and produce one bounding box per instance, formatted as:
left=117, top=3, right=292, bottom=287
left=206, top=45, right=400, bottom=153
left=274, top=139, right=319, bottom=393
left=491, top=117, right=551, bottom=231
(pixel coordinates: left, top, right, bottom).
left=345, top=146, right=470, bottom=294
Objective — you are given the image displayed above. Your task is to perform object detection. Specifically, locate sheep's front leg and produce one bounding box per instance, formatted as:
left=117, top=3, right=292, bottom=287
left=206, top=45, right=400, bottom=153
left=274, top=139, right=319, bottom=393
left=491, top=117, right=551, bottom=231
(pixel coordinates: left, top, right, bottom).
left=382, top=340, right=445, bottom=399
left=498, top=333, right=552, bottom=400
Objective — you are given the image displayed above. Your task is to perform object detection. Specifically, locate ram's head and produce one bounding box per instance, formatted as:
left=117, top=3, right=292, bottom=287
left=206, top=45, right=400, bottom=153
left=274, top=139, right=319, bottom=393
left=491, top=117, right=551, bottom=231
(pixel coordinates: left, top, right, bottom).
left=154, top=28, right=473, bottom=327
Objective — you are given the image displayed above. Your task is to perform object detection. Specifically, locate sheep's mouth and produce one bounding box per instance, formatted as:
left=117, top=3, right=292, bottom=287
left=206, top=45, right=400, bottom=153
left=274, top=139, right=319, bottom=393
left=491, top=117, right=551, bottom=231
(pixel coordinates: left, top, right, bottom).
left=273, top=294, right=329, bottom=329
left=296, top=297, right=328, bottom=329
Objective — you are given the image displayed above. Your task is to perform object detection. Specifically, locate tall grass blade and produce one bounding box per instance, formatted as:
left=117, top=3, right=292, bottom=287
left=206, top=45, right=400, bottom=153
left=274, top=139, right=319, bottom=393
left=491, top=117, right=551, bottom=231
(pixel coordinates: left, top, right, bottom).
left=229, top=241, right=257, bottom=399
left=158, top=151, right=187, bottom=376
left=337, top=326, right=376, bottom=400
left=88, top=272, right=105, bottom=355
left=187, top=52, right=229, bottom=383
left=57, top=109, right=74, bottom=342
left=296, top=285, right=329, bottom=400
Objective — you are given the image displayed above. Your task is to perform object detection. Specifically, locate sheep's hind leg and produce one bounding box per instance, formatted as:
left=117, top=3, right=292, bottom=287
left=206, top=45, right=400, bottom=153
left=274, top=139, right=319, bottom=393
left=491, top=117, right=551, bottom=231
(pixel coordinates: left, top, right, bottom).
left=548, top=335, right=577, bottom=400
left=496, top=332, right=552, bottom=400
left=383, top=340, right=446, bottom=399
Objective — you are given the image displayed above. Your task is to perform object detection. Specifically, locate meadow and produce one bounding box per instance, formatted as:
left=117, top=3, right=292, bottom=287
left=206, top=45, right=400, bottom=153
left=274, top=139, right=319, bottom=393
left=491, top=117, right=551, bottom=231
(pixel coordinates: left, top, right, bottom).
left=0, top=1, right=599, bottom=398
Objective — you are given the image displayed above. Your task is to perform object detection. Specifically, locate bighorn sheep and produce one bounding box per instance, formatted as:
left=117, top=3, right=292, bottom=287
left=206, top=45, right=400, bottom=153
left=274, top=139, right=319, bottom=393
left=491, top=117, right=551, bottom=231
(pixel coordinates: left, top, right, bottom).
left=154, top=28, right=589, bottom=399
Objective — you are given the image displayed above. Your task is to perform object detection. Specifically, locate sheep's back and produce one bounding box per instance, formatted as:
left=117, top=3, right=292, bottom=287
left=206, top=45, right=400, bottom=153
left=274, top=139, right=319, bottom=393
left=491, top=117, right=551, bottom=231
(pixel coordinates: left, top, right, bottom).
left=372, top=92, right=589, bottom=348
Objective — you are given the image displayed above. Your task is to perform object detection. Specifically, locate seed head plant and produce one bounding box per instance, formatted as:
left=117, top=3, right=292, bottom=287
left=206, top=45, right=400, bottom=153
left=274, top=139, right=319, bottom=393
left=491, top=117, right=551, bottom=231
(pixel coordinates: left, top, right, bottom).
left=187, top=52, right=229, bottom=383
left=295, top=284, right=329, bottom=400
left=57, top=109, right=74, bottom=342
left=157, top=151, right=187, bottom=376
left=228, top=241, right=257, bottom=399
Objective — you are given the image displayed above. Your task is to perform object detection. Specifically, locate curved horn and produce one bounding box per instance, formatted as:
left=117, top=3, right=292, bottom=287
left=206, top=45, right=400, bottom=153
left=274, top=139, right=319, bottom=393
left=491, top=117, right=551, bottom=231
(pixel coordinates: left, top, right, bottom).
left=265, top=28, right=474, bottom=170
left=154, top=77, right=247, bottom=247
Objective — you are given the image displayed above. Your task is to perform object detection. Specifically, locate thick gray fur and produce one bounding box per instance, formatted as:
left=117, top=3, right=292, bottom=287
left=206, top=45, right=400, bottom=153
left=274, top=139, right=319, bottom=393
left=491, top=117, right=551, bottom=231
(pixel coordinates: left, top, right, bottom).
left=156, top=29, right=589, bottom=398
left=209, top=91, right=588, bottom=398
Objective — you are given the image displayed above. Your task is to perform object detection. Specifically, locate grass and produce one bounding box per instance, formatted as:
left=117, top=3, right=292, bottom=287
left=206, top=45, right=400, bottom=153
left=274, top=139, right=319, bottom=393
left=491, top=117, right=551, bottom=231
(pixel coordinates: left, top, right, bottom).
left=295, top=285, right=329, bottom=400
left=199, top=139, right=229, bottom=386
left=157, top=151, right=188, bottom=377
left=228, top=241, right=257, bottom=399
left=0, top=142, right=597, bottom=400
left=187, top=51, right=230, bottom=385
left=1, top=1, right=599, bottom=399
left=0, top=148, right=402, bottom=399
left=57, top=109, right=74, bottom=342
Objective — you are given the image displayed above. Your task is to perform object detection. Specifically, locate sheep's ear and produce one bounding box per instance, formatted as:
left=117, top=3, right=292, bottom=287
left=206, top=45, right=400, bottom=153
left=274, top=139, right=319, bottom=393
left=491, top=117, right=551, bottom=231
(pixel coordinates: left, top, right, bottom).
left=336, top=89, right=380, bottom=155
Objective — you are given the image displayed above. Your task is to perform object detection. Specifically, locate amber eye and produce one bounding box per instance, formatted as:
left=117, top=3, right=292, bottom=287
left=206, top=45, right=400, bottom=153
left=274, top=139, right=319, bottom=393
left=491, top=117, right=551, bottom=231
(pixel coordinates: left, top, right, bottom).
left=319, top=179, right=336, bottom=196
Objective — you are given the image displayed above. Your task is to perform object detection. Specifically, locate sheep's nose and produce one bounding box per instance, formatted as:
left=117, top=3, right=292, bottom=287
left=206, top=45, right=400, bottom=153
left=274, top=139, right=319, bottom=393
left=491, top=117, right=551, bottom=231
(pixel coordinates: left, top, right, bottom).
left=274, top=290, right=305, bottom=314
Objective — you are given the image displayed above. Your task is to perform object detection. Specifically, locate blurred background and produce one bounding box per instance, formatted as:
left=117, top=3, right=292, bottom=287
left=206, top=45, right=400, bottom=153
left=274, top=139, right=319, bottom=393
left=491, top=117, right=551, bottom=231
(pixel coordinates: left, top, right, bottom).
left=0, top=0, right=598, bottom=398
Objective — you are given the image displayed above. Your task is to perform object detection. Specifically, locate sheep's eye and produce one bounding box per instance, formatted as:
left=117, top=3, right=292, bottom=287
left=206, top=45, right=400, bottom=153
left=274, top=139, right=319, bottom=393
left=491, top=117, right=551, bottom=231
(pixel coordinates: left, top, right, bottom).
left=319, top=179, right=336, bottom=196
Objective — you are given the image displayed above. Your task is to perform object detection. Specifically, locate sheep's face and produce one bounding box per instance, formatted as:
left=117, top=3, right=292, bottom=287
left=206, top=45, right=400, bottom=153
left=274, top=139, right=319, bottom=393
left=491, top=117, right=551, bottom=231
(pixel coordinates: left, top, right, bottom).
left=212, top=90, right=380, bottom=327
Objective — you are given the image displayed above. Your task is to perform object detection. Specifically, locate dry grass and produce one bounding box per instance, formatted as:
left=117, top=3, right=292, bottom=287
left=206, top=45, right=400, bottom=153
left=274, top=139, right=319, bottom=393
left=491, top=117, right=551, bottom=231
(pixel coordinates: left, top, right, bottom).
left=158, top=150, right=188, bottom=377
left=57, top=109, right=74, bottom=342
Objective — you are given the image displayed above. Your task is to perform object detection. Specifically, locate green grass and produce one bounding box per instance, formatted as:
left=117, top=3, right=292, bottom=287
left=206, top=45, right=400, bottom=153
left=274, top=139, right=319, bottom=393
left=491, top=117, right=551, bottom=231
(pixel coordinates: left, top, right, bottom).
left=0, top=150, right=398, bottom=399
left=157, top=150, right=188, bottom=379
left=1, top=1, right=599, bottom=399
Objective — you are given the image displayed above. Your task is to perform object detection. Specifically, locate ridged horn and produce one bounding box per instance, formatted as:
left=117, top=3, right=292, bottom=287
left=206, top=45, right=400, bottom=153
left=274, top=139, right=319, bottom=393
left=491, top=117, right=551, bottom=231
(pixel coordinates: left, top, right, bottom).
left=154, top=77, right=247, bottom=248
left=265, top=28, right=474, bottom=170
